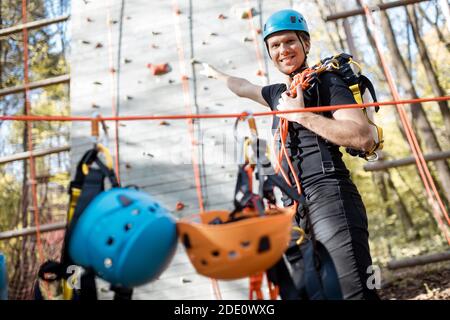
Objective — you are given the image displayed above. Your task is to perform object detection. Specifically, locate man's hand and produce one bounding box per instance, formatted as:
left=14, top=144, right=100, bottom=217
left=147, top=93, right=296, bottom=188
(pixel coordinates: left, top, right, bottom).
left=275, top=84, right=312, bottom=123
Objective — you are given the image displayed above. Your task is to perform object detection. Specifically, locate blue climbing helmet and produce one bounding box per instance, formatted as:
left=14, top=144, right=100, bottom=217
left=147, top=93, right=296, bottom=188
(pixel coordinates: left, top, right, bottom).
left=263, top=9, right=309, bottom=41
left=68, top=188, right=177, bottom=288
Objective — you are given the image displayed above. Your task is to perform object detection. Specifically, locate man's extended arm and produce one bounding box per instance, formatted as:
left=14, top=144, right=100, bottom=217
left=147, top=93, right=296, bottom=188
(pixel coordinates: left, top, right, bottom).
left=200, top=63, right=269, bottom=108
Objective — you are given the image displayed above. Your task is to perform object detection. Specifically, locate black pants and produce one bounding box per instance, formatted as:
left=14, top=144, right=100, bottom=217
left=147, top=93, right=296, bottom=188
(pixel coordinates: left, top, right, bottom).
left=290, top=178, right=380, bottom=300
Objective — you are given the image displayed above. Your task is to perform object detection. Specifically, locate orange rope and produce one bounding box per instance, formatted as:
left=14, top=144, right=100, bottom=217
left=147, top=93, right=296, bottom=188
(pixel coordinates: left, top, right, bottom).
left=362, top=5, right=450, bottom=244
left=1, top=96, right=447, bottom=122
left=21, top=0, right=48, bottom=298
left=107, top=10, right=121, bottom=184
left=244, top=0, right=267, bottom=80
left=171, top=1, right=222, bottom=300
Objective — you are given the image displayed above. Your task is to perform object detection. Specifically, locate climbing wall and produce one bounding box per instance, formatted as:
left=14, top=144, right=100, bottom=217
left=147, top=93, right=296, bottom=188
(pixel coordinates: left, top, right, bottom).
left=70, top=0, right=303, bottom=300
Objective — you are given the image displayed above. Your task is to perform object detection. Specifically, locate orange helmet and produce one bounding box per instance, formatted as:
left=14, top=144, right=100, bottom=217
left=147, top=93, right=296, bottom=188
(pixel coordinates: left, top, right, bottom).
left=177, top=206, right=295, bottom=280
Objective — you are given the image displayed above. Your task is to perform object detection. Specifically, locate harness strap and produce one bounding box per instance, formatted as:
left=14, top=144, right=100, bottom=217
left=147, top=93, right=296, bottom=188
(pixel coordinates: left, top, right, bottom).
left=316, top=135, right=335, bottom=174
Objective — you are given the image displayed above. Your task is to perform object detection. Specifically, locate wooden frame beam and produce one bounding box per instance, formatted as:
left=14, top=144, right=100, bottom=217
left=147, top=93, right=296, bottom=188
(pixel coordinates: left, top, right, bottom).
left=325, top=0, right=429, bottom=21
left=387, top=250, right=450, bottom=269
left=0, top=15, right=70, bottom=38
left=364, top=151, right=450, bottom=171
left=0, top=74, right=70, bottom=98
left=0, top=145, right=70, bottom=165
left=0, top=221, right=66, bottom=241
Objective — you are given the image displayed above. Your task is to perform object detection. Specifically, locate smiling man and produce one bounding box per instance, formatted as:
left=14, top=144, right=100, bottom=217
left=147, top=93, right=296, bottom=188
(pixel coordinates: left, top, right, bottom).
left=201, top=9, right=379, bottom=300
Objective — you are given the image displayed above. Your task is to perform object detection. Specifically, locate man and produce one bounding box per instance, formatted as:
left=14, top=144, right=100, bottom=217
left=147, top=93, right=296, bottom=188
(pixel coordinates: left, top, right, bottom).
left=201, top=9, right=379, bottom=300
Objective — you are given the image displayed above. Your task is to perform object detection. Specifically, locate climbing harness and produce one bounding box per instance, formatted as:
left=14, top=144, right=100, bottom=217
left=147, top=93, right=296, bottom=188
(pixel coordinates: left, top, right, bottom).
left=288, top=53, right=384, bottom=161
left=35, top=118, right=177, bottom=300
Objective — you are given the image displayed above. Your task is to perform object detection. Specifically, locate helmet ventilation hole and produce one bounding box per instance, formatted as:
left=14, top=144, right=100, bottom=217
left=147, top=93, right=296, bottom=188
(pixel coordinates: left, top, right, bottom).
left=148, top=206, right=155, bottom=213
left=124, top=223, right=132, bottom=231
left=201, top=259, right=208, bottom=266
left=228, top=251, right=237, bottom=259
left=257, top=236, right=270, bottom=253
left=106, top=237, right=114, bottom=245
left=241, top=241, right=251, bottom=248
left=211, top=250, right=220, bottom=257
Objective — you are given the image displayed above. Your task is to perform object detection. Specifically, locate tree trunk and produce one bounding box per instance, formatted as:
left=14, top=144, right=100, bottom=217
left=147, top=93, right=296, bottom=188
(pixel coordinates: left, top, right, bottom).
left=416, top=4, right=450, bottom=52
left=385, top=170, right=420, bottom=240
left=376, top=1, right=450, bottom=208
left=406, top=4, right=450, bottom=140
left=315, top=0, right=342, bottom=52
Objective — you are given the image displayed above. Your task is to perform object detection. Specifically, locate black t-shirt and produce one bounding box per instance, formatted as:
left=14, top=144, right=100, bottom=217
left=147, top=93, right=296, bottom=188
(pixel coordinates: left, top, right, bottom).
left=262, top=72, right=354, bottom=194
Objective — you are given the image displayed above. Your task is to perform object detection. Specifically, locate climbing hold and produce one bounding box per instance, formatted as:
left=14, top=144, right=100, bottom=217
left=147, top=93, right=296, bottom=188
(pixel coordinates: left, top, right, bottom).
left=119, top=123, right=126, bottom=127
left=168, top=79, right=175, bottom=84
left=181, top=277, right=192, bottom=284
left=110, top=19, right=118, bottom=24
left=126, top=95, right=133, bottom=100
left=243, top=36, right=253, bottom=42
left=95, top=42, right=103, bottom=49
left=218, top=14, right=227, bottom=20
left=256, top=70, right=265, bottom=77
left=203, top=86, right=209, bottom=91
left=93, top=81, right=102, bottom=85
left=143, top=152, right=154, bottom=158
left=215, top=102, right=224, bottom=107
left=255, top=28, right=262, bottom=34
left=151, top=44, right=159, bottom=49
left=110, top=68, right=116, bottom=73
left=175, top=8, right=182, bottom=15
left=202, top=41, right=208, bottom=45
left=86, top=17, right=93, bottom=22
left=181, top=75, right=189, bottom=81
left=124, top=58, right=132, bottom=64
left=126, top=16, right=131, bottom=20
left=147, top=63, right=171, bottom=75
left=91, top=103, right=100, bottom=109
left=81, top=40, right=91, bottom=45
left=159, top=121, right=170, bottom=126
left=125, top=163, right=131, bottom=169
left=241, top=8, right=257, bottom=19
left=175, top=202, right=185, bottom=211
left=210, top=32, right=218, bottom=36
left=152, top=31, right=161, bottom=36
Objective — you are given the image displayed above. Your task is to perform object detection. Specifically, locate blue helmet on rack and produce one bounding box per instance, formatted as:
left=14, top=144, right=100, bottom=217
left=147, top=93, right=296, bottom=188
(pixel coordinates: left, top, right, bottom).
left=68, top=188, right=177, bottom=288
left=263, top=9, right=309, bottom=41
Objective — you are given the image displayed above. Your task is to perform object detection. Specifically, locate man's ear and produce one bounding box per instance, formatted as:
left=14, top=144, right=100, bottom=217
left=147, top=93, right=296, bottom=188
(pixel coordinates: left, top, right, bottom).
left=304, top=38, right=311, bottom=55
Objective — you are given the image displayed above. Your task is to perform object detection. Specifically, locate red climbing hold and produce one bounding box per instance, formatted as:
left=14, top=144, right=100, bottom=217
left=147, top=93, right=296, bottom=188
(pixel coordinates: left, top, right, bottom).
left=147, top=63, right=170, bottom=75
left=218, top=14, right=227, bottom=20
left=256, top=70, right=265, bottom=76
left=175, top=201, right=185, bottom=211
